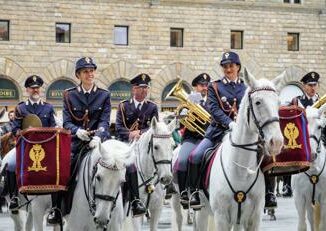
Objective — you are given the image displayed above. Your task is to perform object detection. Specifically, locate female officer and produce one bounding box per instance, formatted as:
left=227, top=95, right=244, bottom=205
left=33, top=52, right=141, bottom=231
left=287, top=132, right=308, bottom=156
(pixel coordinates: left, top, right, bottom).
left=187, top=51, right=246, bottom=210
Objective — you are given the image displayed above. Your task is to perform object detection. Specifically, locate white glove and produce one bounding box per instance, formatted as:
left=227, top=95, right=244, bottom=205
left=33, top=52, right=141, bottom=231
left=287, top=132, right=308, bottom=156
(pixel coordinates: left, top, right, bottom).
left=187, top=92, right=203, bottom=104
left=228, top=121, right=236, bottom=130
left=89, top=136, right=101, bottom=149
left=76, top=129, right=90, bottom=141
left=179, top=108, right=188, bottom=116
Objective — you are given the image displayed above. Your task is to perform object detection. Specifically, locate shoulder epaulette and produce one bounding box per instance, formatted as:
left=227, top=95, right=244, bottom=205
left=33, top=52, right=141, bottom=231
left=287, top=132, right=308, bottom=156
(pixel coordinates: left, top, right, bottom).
left=146, top=99, right=158, bottom=105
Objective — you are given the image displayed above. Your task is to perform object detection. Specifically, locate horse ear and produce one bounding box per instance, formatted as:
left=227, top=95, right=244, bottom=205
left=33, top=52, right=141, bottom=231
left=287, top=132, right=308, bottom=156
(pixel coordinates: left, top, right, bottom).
left=243, top=68, right=257, bottom=88
left=151, top=116, right=158, bottom=130
left=167, top=118, right=177, bottom=133
left=271, top=71, right=286, bottom=93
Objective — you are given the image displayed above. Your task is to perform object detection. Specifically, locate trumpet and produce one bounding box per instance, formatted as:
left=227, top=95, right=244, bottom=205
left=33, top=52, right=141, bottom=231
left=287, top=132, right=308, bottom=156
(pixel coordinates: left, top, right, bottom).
left=165, top=79, right=211, bottom=137
left=312, top=94, right=326, bottom=109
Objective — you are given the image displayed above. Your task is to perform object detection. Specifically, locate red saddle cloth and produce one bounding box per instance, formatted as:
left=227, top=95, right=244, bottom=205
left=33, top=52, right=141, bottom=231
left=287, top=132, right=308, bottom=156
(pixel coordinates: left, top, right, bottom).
left=262, top=105, right=311, bottom=176
left=16, top=128, right=71, bottom=194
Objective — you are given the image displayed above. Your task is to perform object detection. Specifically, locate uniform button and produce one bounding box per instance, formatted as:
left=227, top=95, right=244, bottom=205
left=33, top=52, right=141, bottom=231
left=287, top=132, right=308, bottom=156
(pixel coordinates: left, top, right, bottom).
left=73, top=108, right=76, bottom=110
left=99, top=107, right=102, bottom=110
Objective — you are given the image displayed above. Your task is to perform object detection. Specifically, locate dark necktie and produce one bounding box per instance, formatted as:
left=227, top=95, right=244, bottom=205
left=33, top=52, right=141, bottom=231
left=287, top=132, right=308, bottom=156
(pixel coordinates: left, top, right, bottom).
left=32, top=103, right=38, bottom=110
left=137, top=103, right=141, bottom=113
left=85, top=92, right=90, bottom=102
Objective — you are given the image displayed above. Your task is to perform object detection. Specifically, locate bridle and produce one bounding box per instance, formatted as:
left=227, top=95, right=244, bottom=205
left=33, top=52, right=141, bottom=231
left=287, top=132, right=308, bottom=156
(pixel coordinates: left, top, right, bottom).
left=230, top=87, right=279, bottom=152
left=310, top=133, right=322, bottom=161
left=83, top=153, right=121, bottom=230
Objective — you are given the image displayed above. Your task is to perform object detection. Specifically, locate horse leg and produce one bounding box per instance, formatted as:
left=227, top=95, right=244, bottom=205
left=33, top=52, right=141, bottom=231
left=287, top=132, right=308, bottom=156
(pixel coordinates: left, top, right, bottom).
left=25, top=208, right=33, bottom=231
left=30, top=196, right=50, bottom=231
left=149, top=208, right=162, bottom=231
left=194, top=209, right=209, bottom=231
left=246, top=207, right=261, bottom=231
left=294, top=194, right=307, bottom=231
left=9, top=211, right=24, bottom=231
left=319, top=201, right=326, bottom=231
left=213, top=210, right=231, bottom=231
left=171, top=194, right=183, bottom=230
left=131, top=216, right=142, bottom=231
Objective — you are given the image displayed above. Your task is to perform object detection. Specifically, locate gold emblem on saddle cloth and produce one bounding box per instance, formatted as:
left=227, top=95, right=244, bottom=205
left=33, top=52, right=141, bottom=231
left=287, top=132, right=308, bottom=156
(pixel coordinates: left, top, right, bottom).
left=28, top=144, right=47, bottom=172
left=283, top=122, right=302, bottom=149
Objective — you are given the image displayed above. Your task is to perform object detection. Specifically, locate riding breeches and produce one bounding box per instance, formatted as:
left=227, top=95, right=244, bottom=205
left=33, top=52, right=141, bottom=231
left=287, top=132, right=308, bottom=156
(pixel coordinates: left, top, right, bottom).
left=188, top=138, right=214, bottom=164
left=174, top=138, right=201, bottom=172
left=127, top=164, right=137, bottom=173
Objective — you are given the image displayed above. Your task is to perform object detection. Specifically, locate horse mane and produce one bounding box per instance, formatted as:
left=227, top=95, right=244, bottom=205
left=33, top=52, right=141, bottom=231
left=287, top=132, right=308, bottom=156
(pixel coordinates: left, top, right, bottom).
left=99, top=140, right=136, bottom=169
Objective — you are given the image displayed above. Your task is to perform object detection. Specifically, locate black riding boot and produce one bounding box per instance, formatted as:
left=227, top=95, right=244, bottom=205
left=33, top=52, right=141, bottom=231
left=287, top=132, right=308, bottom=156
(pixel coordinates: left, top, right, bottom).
left=264, top=174, right=277, bottom=209
left=46, top=193, right=62, bottom=225
left=177, top=171, right=189, bottom=209
left=188, top=163, right=202, bottom=210
left=165, top=182, right=177, bottom=200
left=282, top=175, right=292, bottom=197
left=128, top=172, right=146, bottom=217
left=6, top=171, right=19, bottom=211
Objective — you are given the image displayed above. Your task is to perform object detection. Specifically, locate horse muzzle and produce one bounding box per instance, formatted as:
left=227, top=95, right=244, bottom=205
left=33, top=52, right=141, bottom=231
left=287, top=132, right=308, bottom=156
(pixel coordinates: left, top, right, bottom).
left=160, top=175, right=173, bottom=185
left=94, top=217, right=109, bottom=230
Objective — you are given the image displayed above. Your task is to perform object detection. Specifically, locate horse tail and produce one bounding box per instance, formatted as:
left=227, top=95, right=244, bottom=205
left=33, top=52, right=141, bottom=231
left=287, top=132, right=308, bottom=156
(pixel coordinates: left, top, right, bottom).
left=313, top=203, right=321, bottom=231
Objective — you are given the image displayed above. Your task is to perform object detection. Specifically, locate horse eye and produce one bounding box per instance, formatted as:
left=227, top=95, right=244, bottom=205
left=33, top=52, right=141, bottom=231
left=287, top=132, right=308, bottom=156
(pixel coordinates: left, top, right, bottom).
left=96, top=175, right=101, bottom=182
left=255, top=101, right=261, bottom=106
left=154, top=145, right=159, bottom=150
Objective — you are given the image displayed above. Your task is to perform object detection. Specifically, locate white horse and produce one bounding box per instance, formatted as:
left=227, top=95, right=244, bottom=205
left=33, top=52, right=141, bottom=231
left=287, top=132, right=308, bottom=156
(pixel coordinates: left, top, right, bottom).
left=293, top=105, right=326, bottom=231
left=0, top=148, right=34, bottom=231
left=66, top=139, right=136, bottom=231
left=130, top=117, right=175, bottom=231
left=195, top=69, right=284, bottom=231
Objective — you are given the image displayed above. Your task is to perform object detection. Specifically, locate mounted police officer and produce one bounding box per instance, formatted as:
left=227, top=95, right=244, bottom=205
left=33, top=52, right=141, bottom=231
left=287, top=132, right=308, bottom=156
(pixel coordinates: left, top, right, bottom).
left=57, top=57, right=111, bottom=224
left=115, top=73, right=158, bottom=217
left=187, top=51, right=246, bottom=210
left=173, top=73, right=210, bottom=209
left=281, top=71, right=321, bottom=198
left=6, top=75, right=56, bottom=213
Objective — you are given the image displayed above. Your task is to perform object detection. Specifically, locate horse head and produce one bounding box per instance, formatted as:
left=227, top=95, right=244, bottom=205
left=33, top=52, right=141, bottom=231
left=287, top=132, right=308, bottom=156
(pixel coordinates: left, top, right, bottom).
left=90, top=140, right=135, bottom=229
left=147, top=116, right=175, bottom=186
left=306, top=105, right=326, bottom=163
left=241, top=68, right=283, bottom=156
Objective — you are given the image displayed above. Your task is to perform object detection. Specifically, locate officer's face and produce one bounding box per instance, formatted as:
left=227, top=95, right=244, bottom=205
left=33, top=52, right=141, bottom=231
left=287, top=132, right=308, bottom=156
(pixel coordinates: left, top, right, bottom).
left=304, top=83, right=319, bottom=97
left=26, top=87, right=41, bottom=101
left=222, top=63, right=240, bottom=80
left=132, top=86, right=149, bottom=101
left=194, top=83, right=208, bottom=97
left=8, top=112, right=14, bottom=121
left=77, top=68, right=95, bottom=86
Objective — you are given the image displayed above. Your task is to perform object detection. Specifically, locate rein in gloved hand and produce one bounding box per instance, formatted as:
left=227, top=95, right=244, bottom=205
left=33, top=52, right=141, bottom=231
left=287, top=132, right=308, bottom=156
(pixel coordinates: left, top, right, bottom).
left=76, top=127, right=104, bottom=149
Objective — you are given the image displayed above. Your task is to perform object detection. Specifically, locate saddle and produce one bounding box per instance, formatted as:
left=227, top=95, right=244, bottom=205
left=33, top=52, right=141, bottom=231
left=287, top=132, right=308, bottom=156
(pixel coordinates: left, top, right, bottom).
left=200, top=143, right=221, bottom=198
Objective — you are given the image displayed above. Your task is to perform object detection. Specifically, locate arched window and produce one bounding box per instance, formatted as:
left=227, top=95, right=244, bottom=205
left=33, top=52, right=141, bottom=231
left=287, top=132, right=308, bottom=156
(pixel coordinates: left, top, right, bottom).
left=0, top=76, right=20, bottom=109
left=46, top=79, right=76, bottom=107
left=108, top=80, right=132, bottom=107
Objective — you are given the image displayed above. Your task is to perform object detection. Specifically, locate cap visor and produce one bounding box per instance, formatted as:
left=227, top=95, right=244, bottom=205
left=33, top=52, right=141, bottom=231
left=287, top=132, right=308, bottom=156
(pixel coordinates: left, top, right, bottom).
left=29, top=84, right=41, bottom=88
left=221, top=60, right=232, bottom=65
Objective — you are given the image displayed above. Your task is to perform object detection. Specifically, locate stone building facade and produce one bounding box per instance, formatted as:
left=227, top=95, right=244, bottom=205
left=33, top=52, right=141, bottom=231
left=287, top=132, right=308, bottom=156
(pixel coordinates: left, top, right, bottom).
left=0, top=0, right=325, bottom=112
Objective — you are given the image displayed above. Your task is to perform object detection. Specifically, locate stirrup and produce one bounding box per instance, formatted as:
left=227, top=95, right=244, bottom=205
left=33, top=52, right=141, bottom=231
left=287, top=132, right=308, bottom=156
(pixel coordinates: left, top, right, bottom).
left=189, top=190, right=204, bottom=210
left=180, top=190, right=189, bottom=203
left=130, top=199, right=147, bottom=218
left=9, top=196, right=20, bottom=211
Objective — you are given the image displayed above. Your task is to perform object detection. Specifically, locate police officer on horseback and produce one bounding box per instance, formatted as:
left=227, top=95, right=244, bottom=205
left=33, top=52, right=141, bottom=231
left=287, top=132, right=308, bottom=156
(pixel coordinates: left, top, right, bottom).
left=174, top=73, right=211, bottom=209
left=281, top=71, right=321, bottom=198
left=6, top=75, right=56, bottom=213
left=187, top=51, right=246, bottom=210
left=115, top=73, right=158, bottom=217
left=56, top=57, right=111, bottom=224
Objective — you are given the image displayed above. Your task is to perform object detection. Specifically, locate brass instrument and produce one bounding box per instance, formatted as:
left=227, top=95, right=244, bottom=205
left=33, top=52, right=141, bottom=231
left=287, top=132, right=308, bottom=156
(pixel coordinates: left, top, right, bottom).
left=312, top=94, right=326, bottom=109
left=165, top=79, right=211, bottom=137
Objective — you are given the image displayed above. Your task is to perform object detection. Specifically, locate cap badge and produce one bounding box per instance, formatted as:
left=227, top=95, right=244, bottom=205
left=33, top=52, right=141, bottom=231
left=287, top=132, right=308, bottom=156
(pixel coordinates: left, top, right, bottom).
left=312, top=72, right=315, bottom=78
left=85, top=57, right=91, bottom=64
left=33, top=76, right=37, bottom=82
left=225, top=53, right=230, bottom=59
left=203, top=74, right=207, bottom=80
left=142, top=74, right=146, bottom=81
